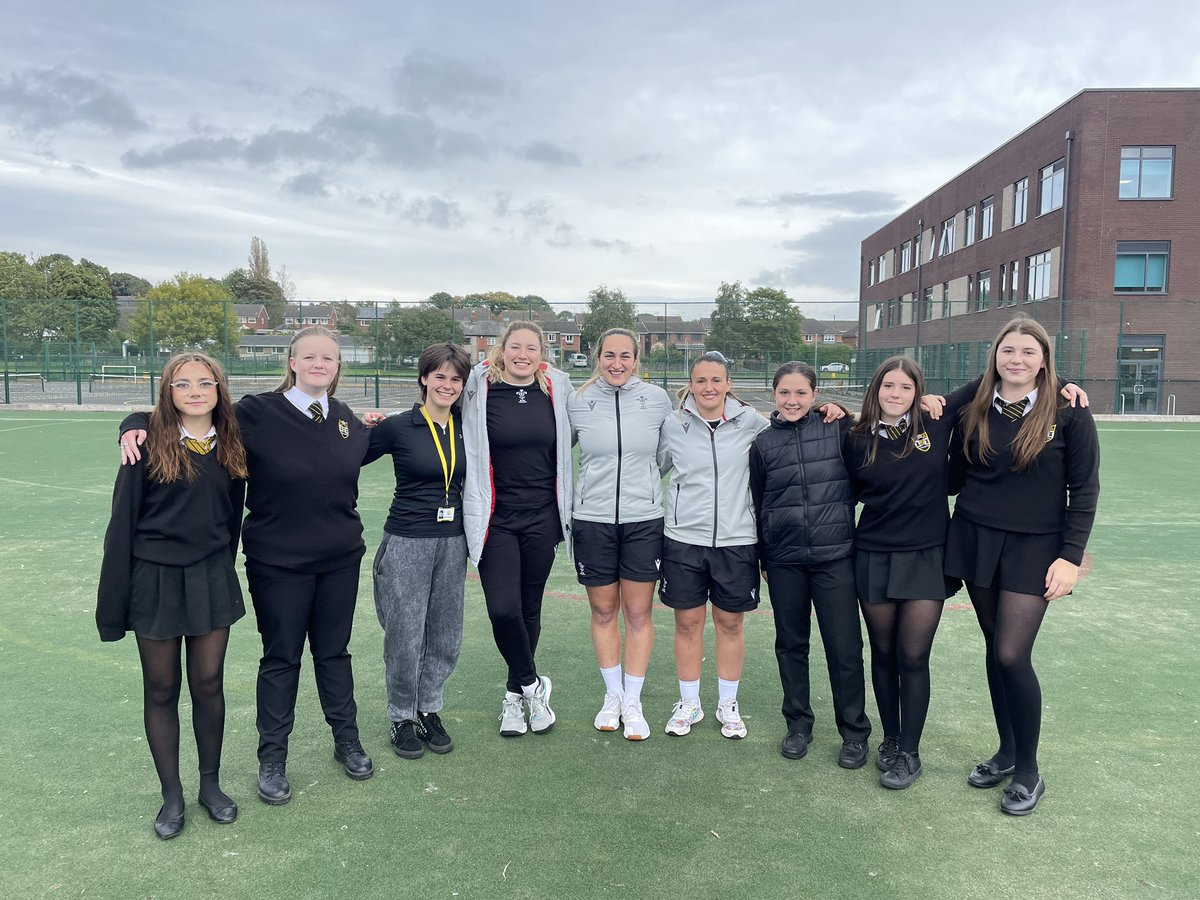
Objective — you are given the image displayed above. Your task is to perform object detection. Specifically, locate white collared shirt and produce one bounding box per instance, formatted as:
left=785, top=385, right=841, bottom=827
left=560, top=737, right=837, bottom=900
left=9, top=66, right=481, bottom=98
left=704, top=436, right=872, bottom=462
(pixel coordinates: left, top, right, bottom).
left=285, top=386, right=328, bottom=420
left=874, top=412, right=911, bottom=435
left=179, top=424, right=217, bottom=442
left=993, top=387, right=1037, bottom=417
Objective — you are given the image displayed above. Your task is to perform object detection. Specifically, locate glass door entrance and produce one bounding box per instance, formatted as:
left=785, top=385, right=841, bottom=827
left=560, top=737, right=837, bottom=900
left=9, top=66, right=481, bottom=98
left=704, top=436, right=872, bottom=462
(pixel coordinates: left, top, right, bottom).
left=1117, top=338, right=1164, bottom=414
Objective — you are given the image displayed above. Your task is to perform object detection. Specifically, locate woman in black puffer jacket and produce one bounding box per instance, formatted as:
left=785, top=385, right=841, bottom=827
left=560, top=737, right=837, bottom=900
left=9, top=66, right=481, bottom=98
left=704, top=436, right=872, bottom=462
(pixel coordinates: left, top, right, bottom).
left=749, top=362, right=872, bottom=769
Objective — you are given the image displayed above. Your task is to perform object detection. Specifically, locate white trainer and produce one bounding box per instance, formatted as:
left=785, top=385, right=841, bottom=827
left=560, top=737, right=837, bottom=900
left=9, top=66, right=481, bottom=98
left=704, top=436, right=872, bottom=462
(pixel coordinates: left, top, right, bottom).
left=499, top=694, right=527, bottom=737
left=664, top=698, right=704, bottom=736
left=526, top=675, right=556, bottom=734
left=716, top=697, right=747, bottom=739
left=594, top=691, right=623, bottom=732
left=622, top=699, right=650, bottom=741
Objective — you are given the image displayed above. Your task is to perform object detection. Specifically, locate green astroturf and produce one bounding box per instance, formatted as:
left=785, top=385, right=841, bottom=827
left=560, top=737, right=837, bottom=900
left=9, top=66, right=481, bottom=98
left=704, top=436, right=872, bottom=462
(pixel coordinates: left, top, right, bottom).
left=1, top=413, right=1197, bottom=899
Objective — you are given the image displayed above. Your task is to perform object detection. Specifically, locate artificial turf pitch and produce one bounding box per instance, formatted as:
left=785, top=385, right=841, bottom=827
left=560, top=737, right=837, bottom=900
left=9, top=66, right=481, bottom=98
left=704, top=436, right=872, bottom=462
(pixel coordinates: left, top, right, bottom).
left=0, top=412, right=1197, bottom=899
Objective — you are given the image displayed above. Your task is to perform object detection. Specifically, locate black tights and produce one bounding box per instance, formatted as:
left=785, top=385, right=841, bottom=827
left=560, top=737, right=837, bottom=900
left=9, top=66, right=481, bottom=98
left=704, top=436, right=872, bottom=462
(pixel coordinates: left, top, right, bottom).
left=861, top=599, right=943, bottom=754
left=967, top=584, right=1048, bottom=788
left=136, top=628, right=231, bottom=813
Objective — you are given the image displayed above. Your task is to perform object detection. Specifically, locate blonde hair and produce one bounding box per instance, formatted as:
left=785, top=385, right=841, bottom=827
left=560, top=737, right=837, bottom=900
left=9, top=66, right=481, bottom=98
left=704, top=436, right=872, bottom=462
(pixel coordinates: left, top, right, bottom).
left=578, top=328, right=639, bottom=393
left=486, top=320, right=550, bottom=394
left=961, top=317, right=1060, bottom=471
left=274, top=325, right=342, bottom=396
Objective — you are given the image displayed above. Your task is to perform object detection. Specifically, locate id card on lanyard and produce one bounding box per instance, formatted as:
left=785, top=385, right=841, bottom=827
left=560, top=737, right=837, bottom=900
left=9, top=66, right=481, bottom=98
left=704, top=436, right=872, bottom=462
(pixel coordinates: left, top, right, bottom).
left=420, top=406, right=457, bottom=522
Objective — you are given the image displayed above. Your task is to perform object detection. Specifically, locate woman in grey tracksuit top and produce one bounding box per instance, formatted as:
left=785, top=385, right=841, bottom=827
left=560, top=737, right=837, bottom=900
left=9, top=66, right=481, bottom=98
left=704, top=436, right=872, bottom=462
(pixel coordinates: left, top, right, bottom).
left=568, top=328, right=673, bottom=741
left=656, top=352, right=769, bottom=740
left=462, top=321, right=574, bottom=738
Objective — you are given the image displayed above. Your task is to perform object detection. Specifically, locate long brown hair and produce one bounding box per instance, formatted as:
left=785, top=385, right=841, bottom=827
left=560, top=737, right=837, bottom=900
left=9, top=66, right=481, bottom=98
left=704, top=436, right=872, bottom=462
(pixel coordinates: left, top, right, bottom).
left=960, top=317, right=1060, bottom=471
left=676, top=351, right=747, bottom=409
left=851, top=356, right=926, bottom=468
left=147, top=353, right=248, bottom=484
left=578, top=327, right=639, bottom=393
left=486, top=320, right=550, bottom=395
left=273, top=325, right=342, bottom=396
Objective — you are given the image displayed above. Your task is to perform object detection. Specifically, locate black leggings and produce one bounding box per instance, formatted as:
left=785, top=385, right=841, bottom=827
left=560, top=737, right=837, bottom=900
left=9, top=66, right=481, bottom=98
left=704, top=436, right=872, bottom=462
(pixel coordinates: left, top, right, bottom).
left=967, top=583, right=1048, bottom=782
left=477, top=504, right=561, bottom=693
left=136, top=628, right=231, bottom=812
left=860, top=599, right=944, bottom=754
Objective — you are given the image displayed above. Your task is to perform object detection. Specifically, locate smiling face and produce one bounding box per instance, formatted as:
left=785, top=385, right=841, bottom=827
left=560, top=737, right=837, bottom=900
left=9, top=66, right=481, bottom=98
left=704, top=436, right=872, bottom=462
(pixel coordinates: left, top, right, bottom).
left=597, top=334, right=637, bottom=387
left=289, top=334, right=340, bottom=397
left=773, top=372, right=817, bottom=422
left=502, top=328, right=542, bottom=382
left=877, top=366, right=916, bottom=423
left=170, top=360, right=219, bottom=427
left=421, top=361, right=465, bottom=414
left=689, top=361, right=730, bottom=417
left=995, top=330, right=1046, bottom=397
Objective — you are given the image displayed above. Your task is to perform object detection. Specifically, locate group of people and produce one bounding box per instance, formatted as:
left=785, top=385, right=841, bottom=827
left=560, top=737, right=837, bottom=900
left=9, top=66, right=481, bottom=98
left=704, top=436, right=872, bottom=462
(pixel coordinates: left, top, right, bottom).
left=98, top=315, right=1099, bottom=839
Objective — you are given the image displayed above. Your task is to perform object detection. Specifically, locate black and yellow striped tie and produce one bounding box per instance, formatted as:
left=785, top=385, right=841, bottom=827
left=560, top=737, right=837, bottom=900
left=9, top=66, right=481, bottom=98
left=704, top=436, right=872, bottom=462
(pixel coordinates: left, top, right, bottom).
left=183, top=436, right=215, bottom=454
left=999, top=397, right=1029, bottom=421
left=884, top=421, right=908, bottom=442
left=308, top=402, right=325, bottom=424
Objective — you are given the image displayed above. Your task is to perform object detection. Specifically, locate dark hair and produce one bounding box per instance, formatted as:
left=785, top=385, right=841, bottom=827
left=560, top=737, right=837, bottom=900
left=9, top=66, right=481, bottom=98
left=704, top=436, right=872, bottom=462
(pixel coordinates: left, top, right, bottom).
left=771, top=361, right=817, bottom=392
left=417, top=342, right=471, bottom=400
left=850, top=356, right=926, bottom=468
left=677, top=351, right=745, bottom=407
left=147, top=352, right=247, bottom=484
left=273, top=325, right=342, bottom=396
left=579, top=328, right=640, bottom=393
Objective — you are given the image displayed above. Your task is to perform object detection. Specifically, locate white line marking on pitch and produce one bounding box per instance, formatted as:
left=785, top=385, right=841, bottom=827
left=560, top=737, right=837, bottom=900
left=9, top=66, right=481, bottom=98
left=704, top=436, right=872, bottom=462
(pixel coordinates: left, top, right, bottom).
left=0, top=477, right=109, bottom=495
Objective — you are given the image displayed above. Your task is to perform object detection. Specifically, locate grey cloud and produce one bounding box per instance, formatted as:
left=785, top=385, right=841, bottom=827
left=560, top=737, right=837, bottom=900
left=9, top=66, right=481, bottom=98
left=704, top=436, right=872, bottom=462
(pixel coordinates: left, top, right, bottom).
left=122, top=136, right=243, bottom=168
left=398, top=196, right=466, bottom=230
left=70, top=164, right=99, bottom=178
left=390, top=51, right=509, bottom=112
left=517, top=140, right=582, bottom=168
left=759, top=213, right=894, bottom=293
left=520, top=198, right=554, bottom=229
left=493, top=191, right=512, bottom=217
left=281, top=171, right=330, bottom=198
left=0, top=65, right=145, bottom=134
left=244, top=127, right=345, bottom=165
left=617, top=152, right=664, bottom=168
left=588, top=238, right=633, bottom=254
left=736, top=190, right=901, bottom=215
left=546, top=223, right=575, bottom=248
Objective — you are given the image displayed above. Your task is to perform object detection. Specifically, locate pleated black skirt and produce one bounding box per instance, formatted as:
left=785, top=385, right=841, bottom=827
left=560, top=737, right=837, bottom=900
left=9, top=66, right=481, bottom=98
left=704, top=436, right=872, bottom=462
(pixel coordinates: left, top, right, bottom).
left=855, top=546, right=961, bottom=604
left=944, top=515, right=1062, bottom=597
left=128, top=548, right=245, bottom=640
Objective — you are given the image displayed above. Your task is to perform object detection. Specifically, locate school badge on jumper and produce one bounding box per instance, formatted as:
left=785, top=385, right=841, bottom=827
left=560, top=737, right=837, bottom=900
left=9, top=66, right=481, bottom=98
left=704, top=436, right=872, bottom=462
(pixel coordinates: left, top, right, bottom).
left=338, top=419, right=349, bottom=439
left=912, top=431, right=931, bottom=452
left=516, top=389, right=528, bottom=404
left=1045, top=424, right=1057, bottom=442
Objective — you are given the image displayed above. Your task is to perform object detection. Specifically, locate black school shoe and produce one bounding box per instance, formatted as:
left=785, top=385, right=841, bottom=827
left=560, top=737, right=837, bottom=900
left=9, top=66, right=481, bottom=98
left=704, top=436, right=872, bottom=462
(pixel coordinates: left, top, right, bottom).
left=968, top=758, right=1017, bottom=788
left=1000, top=776, right=1046, bottom=816
left=333, top=739, right=374, bottom=780
left=154, top=803, right=185, bottom=840
left=257, top=762, right=291, bottom=805
left=417, top=711, right=454, bottom=754
left=390, top=721, right=425, bottom=759
left=876, top=735, right=900, bottom=773
left=880, top=751, right=922, bottom=790
left=780, top=731, right=810, bottom=760
left=838, top=740, right=868, bottom=769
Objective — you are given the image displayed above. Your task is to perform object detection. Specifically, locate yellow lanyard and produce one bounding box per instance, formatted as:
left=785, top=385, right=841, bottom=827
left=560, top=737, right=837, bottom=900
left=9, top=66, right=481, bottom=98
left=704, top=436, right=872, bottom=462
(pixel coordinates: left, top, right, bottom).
left=420, top=406, right=456, bottom=503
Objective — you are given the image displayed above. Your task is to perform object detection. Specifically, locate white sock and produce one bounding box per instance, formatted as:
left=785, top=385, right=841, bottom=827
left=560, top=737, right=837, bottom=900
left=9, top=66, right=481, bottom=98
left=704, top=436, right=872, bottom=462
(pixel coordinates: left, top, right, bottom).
left=718, top=678, right=739, bottom=703
left=505, top=690, right=522, bottom=701
left=679, top=679, right=700, bottom=703
left=521, top=679, right=540, bottom=698
left=600, top=664, right=623, bottom=695
left=624, top=673, right=645, bottom=704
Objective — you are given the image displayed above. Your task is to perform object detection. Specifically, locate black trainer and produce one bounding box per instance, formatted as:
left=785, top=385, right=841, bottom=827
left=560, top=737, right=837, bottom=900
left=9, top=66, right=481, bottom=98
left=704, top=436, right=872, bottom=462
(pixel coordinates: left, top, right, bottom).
left=880, top=751, right=923, bottom=790
left=839, top=740, right=868, bottom=769
left=417, top=711, right=454, bottom=754
left=780, top=731, right=810, bottom=760
left=876, top=735, right=901, bottom=772
left=390, top=721, right=425, bottom=759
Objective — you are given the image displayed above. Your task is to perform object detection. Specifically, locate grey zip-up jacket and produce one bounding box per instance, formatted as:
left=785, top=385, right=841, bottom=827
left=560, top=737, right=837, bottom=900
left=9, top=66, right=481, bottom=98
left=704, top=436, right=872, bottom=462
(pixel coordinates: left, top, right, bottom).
left=461, top=361, right=574, bottom=565
left=569, top=375, right=673, bottom=524
left=657, top=395, right=770, bottom=547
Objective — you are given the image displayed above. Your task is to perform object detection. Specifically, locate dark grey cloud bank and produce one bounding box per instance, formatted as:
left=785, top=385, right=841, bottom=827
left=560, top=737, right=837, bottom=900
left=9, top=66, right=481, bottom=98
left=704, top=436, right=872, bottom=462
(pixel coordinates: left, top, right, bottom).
left=0, top=65, right=145, bottom=134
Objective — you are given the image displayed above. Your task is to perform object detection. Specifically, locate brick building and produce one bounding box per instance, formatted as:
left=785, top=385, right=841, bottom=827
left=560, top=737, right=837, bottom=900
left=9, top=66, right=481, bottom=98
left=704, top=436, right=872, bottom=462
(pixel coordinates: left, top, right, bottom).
left=859, top=88, right=1200, bottom=414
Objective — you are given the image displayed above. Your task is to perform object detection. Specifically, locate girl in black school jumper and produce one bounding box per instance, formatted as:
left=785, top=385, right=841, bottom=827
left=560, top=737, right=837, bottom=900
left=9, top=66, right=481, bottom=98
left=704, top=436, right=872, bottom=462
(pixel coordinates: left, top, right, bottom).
left=462, top=321, right=574, bottom=738
left=946, top=317, right=1100, bottom=816
left=98, top=353, right=247, bottom=839
left=750, top=362, right=872, bottom=767
left=120, top=326, right=377, bottom=806
left=365, top=343, right=471, bottom=760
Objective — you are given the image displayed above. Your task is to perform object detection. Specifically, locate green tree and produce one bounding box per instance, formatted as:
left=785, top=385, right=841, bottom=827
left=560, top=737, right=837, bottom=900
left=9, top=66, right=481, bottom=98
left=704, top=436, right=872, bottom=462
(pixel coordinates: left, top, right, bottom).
left=515, top=294, right=553, bottom=316
left=128, top=274, right=240, bottom=352
left=426, top=291, right=456, bottom=309
left=581, top=284, right=636, bottom=351
left=744, top=286, right=803, bottom=357
left=706, top=281, right=748, bottom=359
left=224, top=264, right=285, bottom=327
left=367, top=306, right=462, bottom=364
left=1, top=253, right=116, bottom=345
left=111, top=272, right=152, bottom=297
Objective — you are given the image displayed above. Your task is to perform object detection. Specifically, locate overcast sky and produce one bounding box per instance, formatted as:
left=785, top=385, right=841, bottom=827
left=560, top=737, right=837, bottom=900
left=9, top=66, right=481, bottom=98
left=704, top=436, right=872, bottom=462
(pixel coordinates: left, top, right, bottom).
left=2, top=1, right=1198, bottom=315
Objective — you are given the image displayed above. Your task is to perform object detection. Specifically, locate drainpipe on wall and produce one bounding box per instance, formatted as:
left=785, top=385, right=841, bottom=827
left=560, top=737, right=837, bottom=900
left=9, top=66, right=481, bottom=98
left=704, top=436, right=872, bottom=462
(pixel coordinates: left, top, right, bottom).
left=1058, top=130, right=1074, bottom=343
left=914, top=217, right=923, bottom=360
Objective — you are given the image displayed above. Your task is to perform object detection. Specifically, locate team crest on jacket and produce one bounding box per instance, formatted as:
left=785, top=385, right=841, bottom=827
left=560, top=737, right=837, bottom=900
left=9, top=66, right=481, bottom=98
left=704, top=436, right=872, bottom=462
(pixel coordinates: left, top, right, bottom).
left=1045, top=424, right=1057, bottom=442
left=338, top=419, right=349, bottom=439
left=912, top=431, right=931, bottom=452
left=466, top=389, right=476, bottom=401
left=681, top=419, right=691, bottom=433
left=516, top=389, right=528, bottom=404
left=637, top=394, right=648, bottom=408
left=588, top=400, right=597, bottom=410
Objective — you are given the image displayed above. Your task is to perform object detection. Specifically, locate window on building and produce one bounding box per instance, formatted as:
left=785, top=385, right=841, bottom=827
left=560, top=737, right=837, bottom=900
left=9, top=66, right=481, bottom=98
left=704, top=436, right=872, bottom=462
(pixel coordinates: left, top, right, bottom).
left=976, top=269, right=991, bottom=312
left=999, top=263, right=1007, bottom=301
left=1120, top=147, right=1174, bottom=199
left=868, top=260, right=876, bottom=286
left=1009, top=259, right=1020, bottom=305
left=922, top=287, right=934, bottom=321
left=487, top=337, right=497, bottom=346
left=914, top=233, right=922, bottom=266
left=1013, top=178, right=1028, bottom=226
left=546, top=332, right=558, bottom=343
left=941, top=283, right=951, bottom=318
left=872, top=304, right=883, bottom=330
left=1026, top=251, right=1053, bottom=301
left=965, top=206, right=976, bottom=246
left=878, top=253, right=888, bottom=280
left=980, top=196, right=994, bottom=239
left=1115, top=241, right=1170, bottom=293
left=1039, top=159, right=1065, bottom=214
left=901, top=241, right=912, bottom=273
left=938, top=217, right=955, bottom=256
left=823, top=334, right=837, bottom=343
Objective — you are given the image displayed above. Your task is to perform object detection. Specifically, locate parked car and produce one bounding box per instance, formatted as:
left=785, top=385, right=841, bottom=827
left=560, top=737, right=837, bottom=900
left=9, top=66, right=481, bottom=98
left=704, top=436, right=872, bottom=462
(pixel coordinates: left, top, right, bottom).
left=820, top=362, right=849, bottom=373
left=568, top=352, right=590, bottom=368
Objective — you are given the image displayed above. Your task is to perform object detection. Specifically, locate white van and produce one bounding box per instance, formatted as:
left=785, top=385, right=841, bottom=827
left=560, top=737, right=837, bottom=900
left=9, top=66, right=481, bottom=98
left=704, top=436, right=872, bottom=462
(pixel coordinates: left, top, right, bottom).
left=568, top=352, right=590, bottom=368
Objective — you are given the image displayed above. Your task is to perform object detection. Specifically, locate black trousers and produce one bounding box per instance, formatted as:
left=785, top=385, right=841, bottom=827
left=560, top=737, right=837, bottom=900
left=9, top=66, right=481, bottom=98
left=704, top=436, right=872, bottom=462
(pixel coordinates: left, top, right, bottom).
left=767, top=557, right=871, bottom=741
left=246, top=559, right=362, bottom=763
left=476, top=504, right=562, bottom=694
